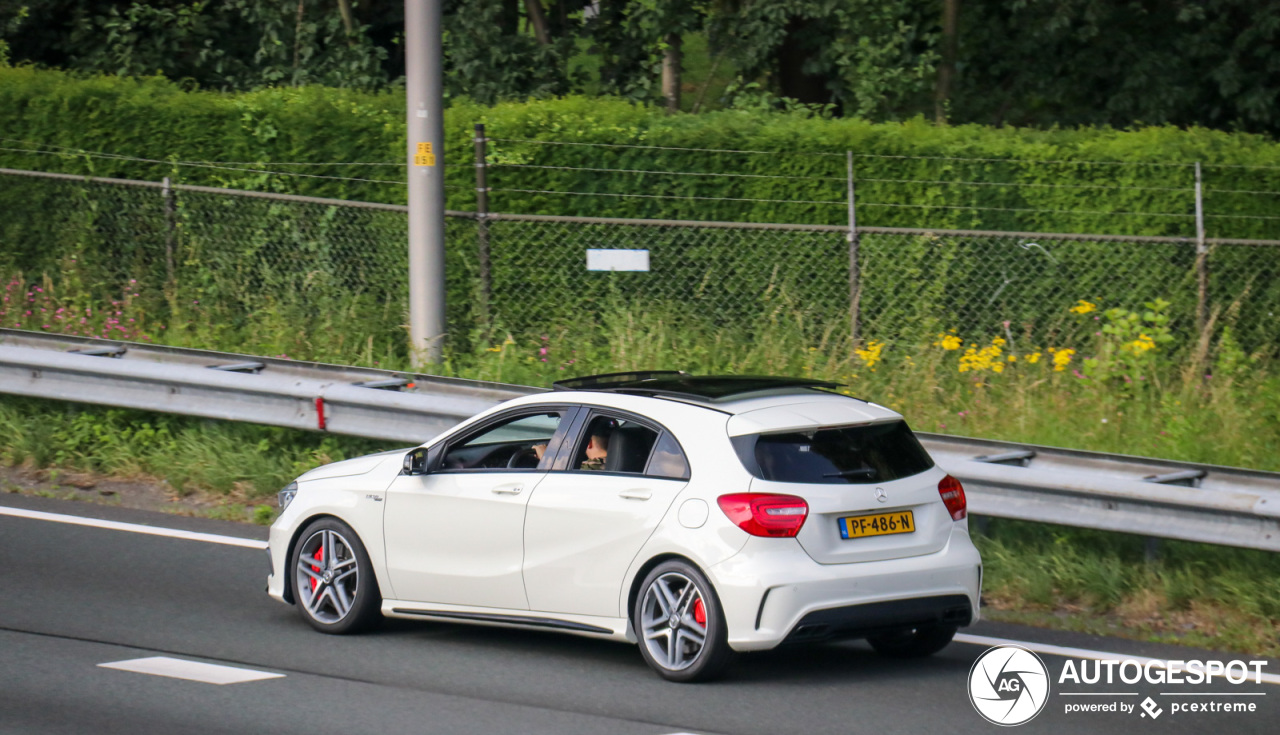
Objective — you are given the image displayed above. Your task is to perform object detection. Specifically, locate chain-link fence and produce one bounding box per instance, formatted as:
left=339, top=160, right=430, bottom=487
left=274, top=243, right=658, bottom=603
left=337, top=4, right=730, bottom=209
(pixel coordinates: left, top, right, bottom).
left=2, top=167, right=1277, bottom=360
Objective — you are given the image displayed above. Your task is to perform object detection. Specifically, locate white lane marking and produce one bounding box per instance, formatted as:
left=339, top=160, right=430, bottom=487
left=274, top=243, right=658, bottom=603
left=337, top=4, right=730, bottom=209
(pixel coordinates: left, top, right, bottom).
left=0, top=506, right=268, bottom=549
left=99, top=657, right=284, bottom=684
left=954, top=633, right=1280, bottom=686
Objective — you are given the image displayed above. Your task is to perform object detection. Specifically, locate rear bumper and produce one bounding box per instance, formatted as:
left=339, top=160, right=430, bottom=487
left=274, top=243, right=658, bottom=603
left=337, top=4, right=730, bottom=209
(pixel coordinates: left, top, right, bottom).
left=783, top=594, right=971, bottom=644
left=709, top=525, right=981, bottom=652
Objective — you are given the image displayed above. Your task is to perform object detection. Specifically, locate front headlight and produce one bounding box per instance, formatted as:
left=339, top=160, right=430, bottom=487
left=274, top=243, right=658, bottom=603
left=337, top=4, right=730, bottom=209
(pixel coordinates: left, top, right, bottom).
left=278, top=482, right=298, bottom=511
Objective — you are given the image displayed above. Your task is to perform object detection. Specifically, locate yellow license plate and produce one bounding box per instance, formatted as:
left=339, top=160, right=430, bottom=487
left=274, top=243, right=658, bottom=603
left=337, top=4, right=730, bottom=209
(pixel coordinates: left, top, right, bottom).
left=839, top=510, right=915, bottom=539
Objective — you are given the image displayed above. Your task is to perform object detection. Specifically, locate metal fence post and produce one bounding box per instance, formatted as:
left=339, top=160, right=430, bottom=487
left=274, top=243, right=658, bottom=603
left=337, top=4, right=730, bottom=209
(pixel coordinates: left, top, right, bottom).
left=847, top=151, right=862, bottom=346
left=474, top=123, right=491, bottom=326
left=162, top=176, right=176, bottom=291
left=1194, top=162, right=1208, bottom=336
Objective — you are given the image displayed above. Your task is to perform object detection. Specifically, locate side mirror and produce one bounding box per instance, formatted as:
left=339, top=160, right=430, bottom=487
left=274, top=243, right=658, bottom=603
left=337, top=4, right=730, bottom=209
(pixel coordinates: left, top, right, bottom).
left=402, top=447, right=430, bottom=475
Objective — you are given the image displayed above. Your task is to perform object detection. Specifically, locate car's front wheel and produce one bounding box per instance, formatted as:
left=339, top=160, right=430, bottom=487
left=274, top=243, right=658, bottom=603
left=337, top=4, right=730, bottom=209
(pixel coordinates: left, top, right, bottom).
left=290, top=518, right=381, bottom=634
left=633, top=560, right=734, bottom=682
left=867, top=624, right=957, bottom=658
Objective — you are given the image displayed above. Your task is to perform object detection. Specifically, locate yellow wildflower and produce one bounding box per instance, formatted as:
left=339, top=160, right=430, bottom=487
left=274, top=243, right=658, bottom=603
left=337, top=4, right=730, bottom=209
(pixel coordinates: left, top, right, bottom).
left=958, top=336, right=1005, bottom=373
left=1123, top=334, right=1156, bottom=354
left=934, top=332, right=963, bottom=351
left=1069, top=300, right=1097, bottom=315
left=855, top=340, right=884, bottom=370
left=1052, top=348, right=1076, bottom=372
left=1026, top=352, right=1042, bottom=364
left=1007, top=355, right=1017, bottom=363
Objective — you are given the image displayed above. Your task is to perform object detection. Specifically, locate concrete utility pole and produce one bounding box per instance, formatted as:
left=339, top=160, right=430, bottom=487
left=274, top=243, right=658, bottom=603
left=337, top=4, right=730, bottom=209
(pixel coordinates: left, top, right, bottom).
left=405, top=0, right=447, bottom=365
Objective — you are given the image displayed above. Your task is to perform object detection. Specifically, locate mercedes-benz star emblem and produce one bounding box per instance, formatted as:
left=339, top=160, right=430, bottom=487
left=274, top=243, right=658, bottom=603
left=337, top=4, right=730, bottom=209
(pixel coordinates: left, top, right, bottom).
left=874, top=487, right=887, bottom=503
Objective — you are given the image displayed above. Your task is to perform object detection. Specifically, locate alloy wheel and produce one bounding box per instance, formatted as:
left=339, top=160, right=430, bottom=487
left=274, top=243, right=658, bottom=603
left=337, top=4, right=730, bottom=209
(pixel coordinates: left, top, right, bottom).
left=294, top=528, right=360, bottom=624
left=639, top=571, right=709, bottom=671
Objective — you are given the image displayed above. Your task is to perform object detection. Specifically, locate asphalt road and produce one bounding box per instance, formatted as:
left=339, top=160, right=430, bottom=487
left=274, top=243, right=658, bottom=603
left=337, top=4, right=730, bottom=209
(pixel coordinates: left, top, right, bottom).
left=1, top=493, right=1274, bottom=735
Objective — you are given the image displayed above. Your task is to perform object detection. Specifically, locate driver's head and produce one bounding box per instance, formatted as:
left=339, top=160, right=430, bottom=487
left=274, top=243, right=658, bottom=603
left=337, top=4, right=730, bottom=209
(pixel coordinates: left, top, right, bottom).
left=586, top=432, right=609, bottom=459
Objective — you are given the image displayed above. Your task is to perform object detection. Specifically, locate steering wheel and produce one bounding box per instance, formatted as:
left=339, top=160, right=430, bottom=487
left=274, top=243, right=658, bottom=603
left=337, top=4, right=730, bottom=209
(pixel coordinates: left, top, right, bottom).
left=506, top=447, right=540, bottom=469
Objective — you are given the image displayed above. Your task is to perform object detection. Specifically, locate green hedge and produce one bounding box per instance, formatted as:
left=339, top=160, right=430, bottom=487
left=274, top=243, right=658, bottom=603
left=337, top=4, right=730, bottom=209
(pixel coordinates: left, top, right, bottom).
left=2, top=67, right=1279, bottom=239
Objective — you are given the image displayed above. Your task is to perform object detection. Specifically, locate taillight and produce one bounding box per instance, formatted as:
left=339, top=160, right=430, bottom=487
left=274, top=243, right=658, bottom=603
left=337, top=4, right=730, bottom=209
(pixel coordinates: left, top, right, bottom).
left=939, top=475, right=967, bottom=521
left=717, top=493, right=809, bottom=537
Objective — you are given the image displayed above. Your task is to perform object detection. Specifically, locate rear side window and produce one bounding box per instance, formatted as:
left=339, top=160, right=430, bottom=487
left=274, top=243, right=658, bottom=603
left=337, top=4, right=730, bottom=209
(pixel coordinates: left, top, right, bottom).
left=736, top=421, right=934, bottom=484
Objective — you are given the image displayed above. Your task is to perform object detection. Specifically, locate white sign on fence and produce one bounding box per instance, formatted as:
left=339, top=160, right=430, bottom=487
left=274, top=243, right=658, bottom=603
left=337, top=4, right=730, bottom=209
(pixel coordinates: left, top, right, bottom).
left=586, top=249, right=650, bottom=272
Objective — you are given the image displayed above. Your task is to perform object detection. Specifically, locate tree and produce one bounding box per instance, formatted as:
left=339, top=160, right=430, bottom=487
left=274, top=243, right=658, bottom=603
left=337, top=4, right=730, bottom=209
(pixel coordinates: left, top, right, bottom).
left=950, top=0, right=1280, bottom=134
left=441, top=0, right=587, bottom=103
left=0, top=0, right=387, bottom=89
left=706, top=0, right=938, bottom=119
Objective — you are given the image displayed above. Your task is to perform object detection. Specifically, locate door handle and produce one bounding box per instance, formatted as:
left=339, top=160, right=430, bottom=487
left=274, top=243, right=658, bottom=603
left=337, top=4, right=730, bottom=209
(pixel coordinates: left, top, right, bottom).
left=492, top=485, right=524, bottom=495
left=618, top=489, right=652, bottom=501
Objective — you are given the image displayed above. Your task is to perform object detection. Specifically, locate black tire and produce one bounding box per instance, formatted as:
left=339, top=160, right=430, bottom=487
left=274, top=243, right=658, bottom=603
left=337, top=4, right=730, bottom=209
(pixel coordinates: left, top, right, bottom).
left=632, top=559, right=734, bottom=682
left=289, top=517, right=382, bottom=634
left=867, top=624, right=957, bottom=658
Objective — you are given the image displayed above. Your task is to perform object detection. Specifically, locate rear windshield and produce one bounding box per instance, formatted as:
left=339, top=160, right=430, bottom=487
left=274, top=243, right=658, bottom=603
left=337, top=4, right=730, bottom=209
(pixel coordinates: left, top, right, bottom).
left=734, top=421, right=934, bottom=484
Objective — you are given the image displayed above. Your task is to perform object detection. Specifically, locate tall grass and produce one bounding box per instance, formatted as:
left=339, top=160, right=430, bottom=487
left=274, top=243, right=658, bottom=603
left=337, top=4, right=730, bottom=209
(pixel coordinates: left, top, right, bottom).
left=4, top=267, right=1279, bottom=470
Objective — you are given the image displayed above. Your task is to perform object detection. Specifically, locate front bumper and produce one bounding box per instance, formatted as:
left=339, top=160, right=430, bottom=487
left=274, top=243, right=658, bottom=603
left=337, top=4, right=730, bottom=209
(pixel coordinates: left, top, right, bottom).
left=709, top=526, right=982, bottom=652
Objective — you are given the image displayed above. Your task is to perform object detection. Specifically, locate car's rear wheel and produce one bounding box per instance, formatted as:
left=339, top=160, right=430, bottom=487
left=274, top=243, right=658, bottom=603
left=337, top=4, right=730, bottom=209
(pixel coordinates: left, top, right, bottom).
left=290, top=518, right=381, bottom=634
left=633, top=560, right=733, bottom=682
left=867, top=624, right=957, bottom=658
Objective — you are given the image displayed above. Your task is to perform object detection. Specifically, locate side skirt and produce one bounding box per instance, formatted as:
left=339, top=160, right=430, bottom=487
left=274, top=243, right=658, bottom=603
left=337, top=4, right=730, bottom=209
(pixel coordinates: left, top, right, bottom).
left=381, top=601, right=632, bottom=642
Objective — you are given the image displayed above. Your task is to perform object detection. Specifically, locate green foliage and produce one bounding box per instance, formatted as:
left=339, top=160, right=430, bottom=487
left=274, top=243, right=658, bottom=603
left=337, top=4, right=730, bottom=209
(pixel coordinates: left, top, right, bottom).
left=1080, top=299, right=1176, bottom=390
left=2, top=0, right=390, bottom=90
left=709, top=0, right=937, bottom=118
left=443, top=0, right=585, bottom=104
left=954, top=0, right=1280, bottom=135
left=4, top=1, right=1279, bottom=138
left=3, top=69, right=1280, bottom=239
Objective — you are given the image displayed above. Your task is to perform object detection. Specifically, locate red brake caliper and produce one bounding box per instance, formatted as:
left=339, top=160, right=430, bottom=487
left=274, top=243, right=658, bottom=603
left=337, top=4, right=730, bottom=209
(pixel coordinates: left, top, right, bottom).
left=309, top=545, right=323, bottom=592
left=693, top=598, right=706, bottom=626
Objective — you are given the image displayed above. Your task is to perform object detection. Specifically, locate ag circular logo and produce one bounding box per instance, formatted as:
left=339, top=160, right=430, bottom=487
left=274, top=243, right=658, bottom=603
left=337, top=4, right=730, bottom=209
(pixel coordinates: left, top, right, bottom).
left=968, top=645, right=1050, bottom=726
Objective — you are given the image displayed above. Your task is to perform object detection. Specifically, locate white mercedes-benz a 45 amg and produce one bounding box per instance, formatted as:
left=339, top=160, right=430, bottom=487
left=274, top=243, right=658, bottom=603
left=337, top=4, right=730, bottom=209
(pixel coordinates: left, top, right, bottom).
left=267, top=371, right=981, bottom=681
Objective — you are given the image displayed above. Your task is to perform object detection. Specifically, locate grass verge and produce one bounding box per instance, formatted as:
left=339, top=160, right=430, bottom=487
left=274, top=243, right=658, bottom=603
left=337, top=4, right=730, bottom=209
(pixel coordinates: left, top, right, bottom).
left=977, top=519, right=1280, bottom=658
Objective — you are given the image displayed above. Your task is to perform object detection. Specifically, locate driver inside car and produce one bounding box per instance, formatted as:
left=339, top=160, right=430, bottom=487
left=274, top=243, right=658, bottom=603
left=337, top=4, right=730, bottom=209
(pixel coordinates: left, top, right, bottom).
left=531, top=429, right=610, bottom=470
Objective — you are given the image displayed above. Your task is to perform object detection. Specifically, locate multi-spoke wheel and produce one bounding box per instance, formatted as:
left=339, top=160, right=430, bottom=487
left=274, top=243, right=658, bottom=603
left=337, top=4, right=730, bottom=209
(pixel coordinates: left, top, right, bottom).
left=290, top=518, right=381, bottom=634
left=633, top=560, right=733, bottom=682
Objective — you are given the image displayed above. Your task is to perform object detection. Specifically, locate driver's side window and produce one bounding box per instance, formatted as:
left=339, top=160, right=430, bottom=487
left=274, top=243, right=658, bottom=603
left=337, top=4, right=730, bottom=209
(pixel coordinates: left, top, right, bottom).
left=441, top=411, right=563, bottom=471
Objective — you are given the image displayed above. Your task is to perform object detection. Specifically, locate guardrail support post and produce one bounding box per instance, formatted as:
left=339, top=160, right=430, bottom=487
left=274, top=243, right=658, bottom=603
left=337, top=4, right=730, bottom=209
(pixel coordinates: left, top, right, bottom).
left=1144, top=537, right=1162, bottom=563
left=475, top=123, right=491, bottom=328
left=847, top=151, right=862, bottom=346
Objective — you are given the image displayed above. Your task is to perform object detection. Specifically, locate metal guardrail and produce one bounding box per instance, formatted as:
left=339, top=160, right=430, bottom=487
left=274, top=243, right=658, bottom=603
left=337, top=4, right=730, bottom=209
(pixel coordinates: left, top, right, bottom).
left=2, top=328, right=1278, bottom=552
left=0, top=329, right=537, bottom=444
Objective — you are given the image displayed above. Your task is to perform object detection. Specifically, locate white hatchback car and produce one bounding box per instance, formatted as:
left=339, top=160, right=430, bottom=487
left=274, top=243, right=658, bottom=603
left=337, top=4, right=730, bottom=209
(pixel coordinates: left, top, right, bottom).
left=267, top=372, right=982, bottom=681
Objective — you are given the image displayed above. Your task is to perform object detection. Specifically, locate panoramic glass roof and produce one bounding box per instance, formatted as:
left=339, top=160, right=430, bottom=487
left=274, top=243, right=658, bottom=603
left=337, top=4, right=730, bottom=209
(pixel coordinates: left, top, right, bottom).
left=552, top=371, right=843, bottom=402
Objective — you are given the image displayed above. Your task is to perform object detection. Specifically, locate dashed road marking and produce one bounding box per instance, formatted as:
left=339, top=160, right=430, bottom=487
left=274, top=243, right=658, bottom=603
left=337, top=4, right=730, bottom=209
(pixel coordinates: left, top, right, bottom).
left=0, top=505, right=267, bottom=549
left=98, top=656, right=285, bottom=684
